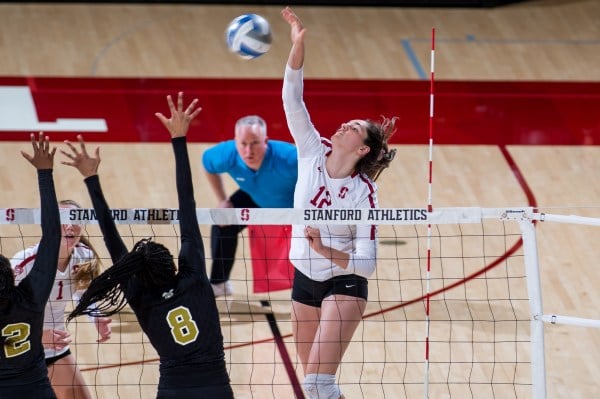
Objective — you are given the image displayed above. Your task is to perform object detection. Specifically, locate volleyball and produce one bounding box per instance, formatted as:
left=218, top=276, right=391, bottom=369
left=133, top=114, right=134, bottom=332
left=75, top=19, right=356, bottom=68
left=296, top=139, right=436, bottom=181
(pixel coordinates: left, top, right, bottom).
left=225, top=14, right=272, bottom=60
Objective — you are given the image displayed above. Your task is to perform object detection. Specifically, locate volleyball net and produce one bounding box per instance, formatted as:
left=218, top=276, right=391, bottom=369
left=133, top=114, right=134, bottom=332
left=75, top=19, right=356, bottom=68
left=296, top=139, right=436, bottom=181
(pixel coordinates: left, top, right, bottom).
left=1, top=207, right=599, bottom=399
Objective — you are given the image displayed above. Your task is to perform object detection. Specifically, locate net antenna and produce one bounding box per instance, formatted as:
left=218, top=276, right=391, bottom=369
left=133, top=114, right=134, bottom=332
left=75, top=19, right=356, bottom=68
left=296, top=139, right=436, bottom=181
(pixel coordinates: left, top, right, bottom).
left=424, top=27, right=435, bottom=399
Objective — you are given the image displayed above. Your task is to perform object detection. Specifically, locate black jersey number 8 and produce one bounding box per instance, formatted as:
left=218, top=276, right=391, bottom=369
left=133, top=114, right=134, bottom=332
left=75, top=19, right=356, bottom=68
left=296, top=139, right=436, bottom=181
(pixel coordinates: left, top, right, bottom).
left=2, top=322, right=31, bottom=358
left=166, top=306, right=199, bottom=346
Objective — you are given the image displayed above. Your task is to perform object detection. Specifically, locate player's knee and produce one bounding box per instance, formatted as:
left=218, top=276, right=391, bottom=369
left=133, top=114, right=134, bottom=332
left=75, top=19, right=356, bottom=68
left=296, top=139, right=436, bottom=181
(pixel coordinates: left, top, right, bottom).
left=303, top=374, right=341, bottom=399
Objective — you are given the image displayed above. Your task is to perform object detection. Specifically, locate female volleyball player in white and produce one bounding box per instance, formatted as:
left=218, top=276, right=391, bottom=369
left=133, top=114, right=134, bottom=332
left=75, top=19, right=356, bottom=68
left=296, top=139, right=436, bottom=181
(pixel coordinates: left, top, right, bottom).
left=11, top=200, right=111, bottom=399
left=281, top=7, right=397, bottom=399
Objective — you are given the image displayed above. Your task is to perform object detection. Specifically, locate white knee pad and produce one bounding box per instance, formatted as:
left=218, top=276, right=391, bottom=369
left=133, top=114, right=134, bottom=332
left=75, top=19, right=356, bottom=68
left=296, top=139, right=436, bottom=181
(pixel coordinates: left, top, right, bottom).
left=303, top=374, right=341, bottom=399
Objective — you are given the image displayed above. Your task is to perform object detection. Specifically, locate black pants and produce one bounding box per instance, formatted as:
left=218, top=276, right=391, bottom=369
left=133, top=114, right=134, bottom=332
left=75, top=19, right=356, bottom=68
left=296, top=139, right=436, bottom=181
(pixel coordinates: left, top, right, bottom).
left=0, top=378, right=56, bottom=399
left=157, top=360, right=234, bottom=399
left=210, top=190, right=258, bottom=284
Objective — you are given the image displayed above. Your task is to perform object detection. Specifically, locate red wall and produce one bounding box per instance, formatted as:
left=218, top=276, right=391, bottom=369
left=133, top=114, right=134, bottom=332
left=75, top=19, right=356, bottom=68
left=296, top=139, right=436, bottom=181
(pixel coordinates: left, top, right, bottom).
left=0, top=76, right=598, bottom=145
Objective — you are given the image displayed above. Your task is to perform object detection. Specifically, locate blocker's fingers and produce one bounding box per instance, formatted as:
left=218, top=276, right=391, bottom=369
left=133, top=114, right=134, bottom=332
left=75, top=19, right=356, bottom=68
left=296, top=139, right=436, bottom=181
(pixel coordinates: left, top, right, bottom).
left=42, top=134, right=51, bottom=153
left=77, top=135, right=90, bottom=156
left=37, top=131, right=46, bottom=150
left=155, top=112, right=167, bottom=124
left=184, top=98, right=199, bottom=115
left=189, top=107, right=202, bottom=120
left=63, top=140, right=79, bottom=155
left=59, top=149, right=75, bottom=160
left=29, top=132, right=39, bottom=151
left=177, top=91, right=184, bottom=111
left=166, top=94, right=175, bottom=113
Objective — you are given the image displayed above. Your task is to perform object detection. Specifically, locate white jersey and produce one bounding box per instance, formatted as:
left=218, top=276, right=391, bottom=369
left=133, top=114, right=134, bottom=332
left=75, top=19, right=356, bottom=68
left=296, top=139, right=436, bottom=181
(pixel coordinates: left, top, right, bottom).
left=11, top=242, right=94, bottom=358
left=283, top=65, right=378, bottom=282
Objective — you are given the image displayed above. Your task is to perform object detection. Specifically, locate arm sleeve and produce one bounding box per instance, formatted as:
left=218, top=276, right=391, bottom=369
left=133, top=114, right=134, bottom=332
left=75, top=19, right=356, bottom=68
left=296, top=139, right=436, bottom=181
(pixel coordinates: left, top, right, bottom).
left=347, top=223, right=378, bottom=279
left=28, top=169, right=61, bottom=308
left=346, top=191, right=379, bottom=279
left=172, top=137, right=206, bottom=278
left=84, top=175, right=128, bottom=263
left=282, top=65, right=321, bottom=157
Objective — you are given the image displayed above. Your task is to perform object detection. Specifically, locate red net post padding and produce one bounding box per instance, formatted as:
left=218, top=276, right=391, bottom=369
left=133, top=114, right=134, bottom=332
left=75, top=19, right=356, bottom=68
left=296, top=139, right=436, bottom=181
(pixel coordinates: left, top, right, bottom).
left=248, top=225, right=295, bottom=293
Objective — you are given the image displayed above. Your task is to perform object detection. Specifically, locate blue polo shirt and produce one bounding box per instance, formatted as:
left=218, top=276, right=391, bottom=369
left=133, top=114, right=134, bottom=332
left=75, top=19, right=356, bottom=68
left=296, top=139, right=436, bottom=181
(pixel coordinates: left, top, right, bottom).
left=202, top=140, right=298, bottom=208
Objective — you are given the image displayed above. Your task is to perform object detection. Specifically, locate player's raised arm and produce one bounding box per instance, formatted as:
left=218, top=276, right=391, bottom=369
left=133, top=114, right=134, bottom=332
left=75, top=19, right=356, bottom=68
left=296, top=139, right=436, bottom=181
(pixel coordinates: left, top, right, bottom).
left=281, top=7, right=306, bottom=70
left=156, top=92, right=206, bottom=277
left=62, top=135, right=128, bottom=263
left=21, top=132, right=61, bottom=307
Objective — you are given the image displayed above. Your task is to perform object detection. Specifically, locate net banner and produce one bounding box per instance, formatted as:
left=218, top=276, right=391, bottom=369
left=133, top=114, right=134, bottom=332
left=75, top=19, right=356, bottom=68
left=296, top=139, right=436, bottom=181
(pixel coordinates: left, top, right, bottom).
left=0, top=207, right=535, bottom=226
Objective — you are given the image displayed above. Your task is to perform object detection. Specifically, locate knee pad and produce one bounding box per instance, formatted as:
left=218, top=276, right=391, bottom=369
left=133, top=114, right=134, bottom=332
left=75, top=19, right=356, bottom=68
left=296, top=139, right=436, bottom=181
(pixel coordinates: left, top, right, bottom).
left=303, top=374, right=341, bottom=399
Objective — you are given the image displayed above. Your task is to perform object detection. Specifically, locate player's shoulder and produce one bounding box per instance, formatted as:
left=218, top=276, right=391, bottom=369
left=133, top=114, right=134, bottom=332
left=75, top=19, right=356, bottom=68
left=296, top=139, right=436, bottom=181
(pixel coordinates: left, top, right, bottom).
left=72, top=242, right=95, bottom=261
left=320, top=137, right=332, bottom=151
left=207, top=139, right=236, bottom=153
left=354, top=173, right=378, bottom=194
left=202, top=140, right=237, bottom=164
left=10, top=244, right=39, bottom=267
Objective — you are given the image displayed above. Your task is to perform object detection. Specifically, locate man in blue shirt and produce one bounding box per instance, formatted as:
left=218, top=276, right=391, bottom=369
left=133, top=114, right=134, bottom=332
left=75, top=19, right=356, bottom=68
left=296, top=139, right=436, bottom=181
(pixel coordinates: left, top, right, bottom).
left=202, top=115, right=298, bottom=296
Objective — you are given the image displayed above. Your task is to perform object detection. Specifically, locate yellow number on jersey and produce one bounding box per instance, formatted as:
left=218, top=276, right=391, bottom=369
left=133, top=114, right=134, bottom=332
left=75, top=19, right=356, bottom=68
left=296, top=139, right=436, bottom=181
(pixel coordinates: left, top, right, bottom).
left=166, top=306, right=199, bottom=346
left=2, top=322, right=31, bottom=358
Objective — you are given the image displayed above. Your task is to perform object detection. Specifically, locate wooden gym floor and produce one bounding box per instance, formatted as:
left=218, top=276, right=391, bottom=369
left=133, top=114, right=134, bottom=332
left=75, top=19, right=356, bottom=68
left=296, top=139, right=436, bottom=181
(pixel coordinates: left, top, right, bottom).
left=0, top=1, right=598, bottom=398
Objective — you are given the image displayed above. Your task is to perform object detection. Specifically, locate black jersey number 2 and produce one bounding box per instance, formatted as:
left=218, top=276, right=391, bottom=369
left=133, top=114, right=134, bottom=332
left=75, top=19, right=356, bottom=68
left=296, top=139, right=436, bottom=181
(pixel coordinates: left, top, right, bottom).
left=2, top=322, right=31, bottom=358
left=166, top=306, right=199, bottom=346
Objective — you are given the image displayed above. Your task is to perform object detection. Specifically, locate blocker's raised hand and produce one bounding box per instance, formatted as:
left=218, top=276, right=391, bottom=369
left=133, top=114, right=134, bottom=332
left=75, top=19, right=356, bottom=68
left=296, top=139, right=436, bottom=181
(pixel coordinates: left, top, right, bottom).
left=61, top=135, right=101, bottom=178
left=155, top=91, right=202, bottom=139
left=21, top=132, right=56, bottom=170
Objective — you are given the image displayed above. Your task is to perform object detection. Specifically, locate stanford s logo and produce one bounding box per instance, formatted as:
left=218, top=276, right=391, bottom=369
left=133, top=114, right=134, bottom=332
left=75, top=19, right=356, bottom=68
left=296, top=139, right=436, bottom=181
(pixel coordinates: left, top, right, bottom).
left=338, top=187, right=349, bottom=199
left=241, top=208, right=250, bottom=222
left=5, top=208, right=15, bottom=222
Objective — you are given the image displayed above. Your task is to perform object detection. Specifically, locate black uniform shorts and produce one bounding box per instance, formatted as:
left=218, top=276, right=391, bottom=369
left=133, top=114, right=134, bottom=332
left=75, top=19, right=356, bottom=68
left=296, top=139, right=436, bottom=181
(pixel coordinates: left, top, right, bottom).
left=292, top=270, right=368, bottom=307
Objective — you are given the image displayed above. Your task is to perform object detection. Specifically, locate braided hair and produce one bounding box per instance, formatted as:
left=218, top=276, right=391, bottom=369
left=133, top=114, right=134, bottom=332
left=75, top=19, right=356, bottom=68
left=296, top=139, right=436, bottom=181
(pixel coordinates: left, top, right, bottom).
left=355, top=116, right=398, bottom=181
left=67, top=238, right=175, bottom=321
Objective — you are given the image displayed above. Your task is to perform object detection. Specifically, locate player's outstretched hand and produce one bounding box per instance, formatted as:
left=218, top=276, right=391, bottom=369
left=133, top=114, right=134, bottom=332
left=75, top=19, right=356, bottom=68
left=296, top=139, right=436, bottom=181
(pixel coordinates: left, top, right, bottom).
left=155, top=92, right=202, bottom=139
left=21, top=132, right=56, bottom=170
left=281, top=7, right=306, bottom=45
left=61, top=135, right=101, bottom=178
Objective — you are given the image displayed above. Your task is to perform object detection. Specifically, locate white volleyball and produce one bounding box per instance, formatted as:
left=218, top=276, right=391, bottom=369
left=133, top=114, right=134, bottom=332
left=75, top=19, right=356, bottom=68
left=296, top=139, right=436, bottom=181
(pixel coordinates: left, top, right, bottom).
left=225, top=14, right=272, bottom=60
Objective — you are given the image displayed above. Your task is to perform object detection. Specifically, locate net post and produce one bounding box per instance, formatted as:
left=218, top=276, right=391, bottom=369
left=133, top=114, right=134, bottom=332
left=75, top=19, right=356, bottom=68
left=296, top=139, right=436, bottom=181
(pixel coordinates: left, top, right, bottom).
left=519, top=218, right=547, bottom=399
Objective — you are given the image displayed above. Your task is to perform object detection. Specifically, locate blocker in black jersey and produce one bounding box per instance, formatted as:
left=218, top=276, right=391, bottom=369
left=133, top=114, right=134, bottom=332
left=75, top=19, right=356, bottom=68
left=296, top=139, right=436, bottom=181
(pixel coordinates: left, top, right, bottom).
left=64, top=93, right=234, bottom=399
left=0, top=133, right=61, bottom=399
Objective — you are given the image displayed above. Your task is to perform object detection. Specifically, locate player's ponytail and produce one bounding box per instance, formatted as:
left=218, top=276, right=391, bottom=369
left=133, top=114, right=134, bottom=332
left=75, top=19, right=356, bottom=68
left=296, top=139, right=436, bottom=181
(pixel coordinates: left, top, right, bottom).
left=132, top=239, right=175, bottom=288
left=67, top=238, right=175, bottom=322
left=356, top=116, right=398, bottom=181
left=67, top=250, right=145, bottom=321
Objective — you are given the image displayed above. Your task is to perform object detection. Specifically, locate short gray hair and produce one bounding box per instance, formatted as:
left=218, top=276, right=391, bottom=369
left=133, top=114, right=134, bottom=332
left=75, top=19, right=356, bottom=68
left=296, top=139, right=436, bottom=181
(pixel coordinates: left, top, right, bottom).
left=235, top=115, right=267, bottom=136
